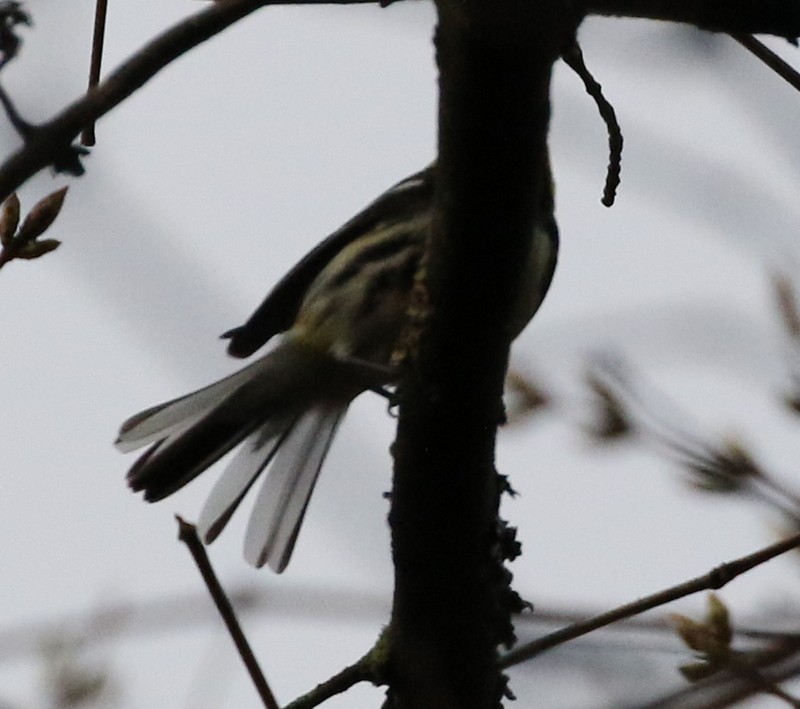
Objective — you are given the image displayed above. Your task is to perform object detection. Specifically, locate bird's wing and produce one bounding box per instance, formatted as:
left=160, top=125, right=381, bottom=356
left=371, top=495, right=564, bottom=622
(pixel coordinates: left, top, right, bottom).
left=222, top=165, right=434, bottom=358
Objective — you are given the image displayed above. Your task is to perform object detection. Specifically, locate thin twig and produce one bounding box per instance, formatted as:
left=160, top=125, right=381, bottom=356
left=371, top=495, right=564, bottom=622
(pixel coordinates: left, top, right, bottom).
left=176, top=516, right=279, bottom=709
left=0, top=0, right=378, bottom=202
left=737, top=664, right=800, bottom=707
left=283, top=652, right=377, bottom=709
left=515, top=606, right=800, bottom=645
left=499, top=532, right=800, bottom=669
left=81, top=0, right=109, bottom=146
left=561, top=41, right=623, bottom=207
left=587, top=355, right=800, bottom=515
left=730, top=34, right=800, bottom=93
left=0, top=78, right=32, bottom=138
left=637, top=639, right=800, bottom=709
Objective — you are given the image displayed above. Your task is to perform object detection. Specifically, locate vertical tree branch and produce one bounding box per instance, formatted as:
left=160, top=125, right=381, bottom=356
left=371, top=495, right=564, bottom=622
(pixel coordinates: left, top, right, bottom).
left=388, top=2, right=579, bottom=707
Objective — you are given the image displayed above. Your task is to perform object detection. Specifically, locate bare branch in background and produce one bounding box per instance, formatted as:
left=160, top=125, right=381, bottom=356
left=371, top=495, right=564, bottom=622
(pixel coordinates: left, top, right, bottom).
left=772, top=273, right=800, bottom=414
left=505, top=369, right=551, bottom=425
left=671, top=594, right=800, bottom=706
left=637, top=635, right=800, bottom=708
left=499, top=532, right=800, bottom=669
left=0, top=1, right=29, bottom=71
left=40, top=633, right=114, bottom=709
left=584, top=353, right=800, bottom=518
left=775, top=273, right=800, bottom=340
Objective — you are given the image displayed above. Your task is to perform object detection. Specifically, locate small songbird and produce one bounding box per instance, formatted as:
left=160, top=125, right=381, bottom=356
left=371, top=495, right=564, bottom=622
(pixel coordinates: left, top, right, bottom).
left=117, top=162, right=559, bottom=572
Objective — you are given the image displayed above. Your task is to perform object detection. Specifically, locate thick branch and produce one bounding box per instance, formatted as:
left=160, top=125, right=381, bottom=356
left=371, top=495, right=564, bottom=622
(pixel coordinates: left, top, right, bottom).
left=0, top=0, right=377, bottom=201
left=583, top=0, right=800, bottom=39
left=388, top=2, right=578, bottom=708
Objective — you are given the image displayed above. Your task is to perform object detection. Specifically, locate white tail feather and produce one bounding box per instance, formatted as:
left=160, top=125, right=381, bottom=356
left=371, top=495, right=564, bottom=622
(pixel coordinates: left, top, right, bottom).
left=115, top=355, right=278, bottom=452
left=244, top=407, right=345, bottom=572
left=197, top=417, right=293, bottom=544
left=120, top=337, right=367, bottom=570
left=115, top=408, right=207, bottom=454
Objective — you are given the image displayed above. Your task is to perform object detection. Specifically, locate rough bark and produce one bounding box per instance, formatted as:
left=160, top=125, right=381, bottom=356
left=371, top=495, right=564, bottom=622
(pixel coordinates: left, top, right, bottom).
left=388, top=2, right=579, bottom=707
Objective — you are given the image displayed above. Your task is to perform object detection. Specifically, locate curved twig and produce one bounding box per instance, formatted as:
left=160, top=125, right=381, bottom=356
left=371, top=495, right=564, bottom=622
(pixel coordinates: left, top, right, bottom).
left=562, top=41, right=623, bottom=207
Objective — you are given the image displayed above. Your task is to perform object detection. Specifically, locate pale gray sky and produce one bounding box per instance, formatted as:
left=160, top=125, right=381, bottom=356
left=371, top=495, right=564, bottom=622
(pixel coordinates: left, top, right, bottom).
left=1, top=2, right=800, bottom=707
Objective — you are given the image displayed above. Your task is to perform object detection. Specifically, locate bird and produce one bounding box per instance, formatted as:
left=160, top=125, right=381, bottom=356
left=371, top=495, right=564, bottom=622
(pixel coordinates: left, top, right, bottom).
left=116, top=161, right=559, bottom=573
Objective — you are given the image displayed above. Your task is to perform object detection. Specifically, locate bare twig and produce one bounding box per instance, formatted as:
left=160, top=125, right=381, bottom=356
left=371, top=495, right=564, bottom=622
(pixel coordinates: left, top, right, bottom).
left=0, top=4, right=89, bottom=175
left=0, top=76, right=33, bottom=138
left=499, top=532, right=800, bottom=668
left=774, top=274, right=800, bottom=341
left=773, top=273, right=800, bottom=414
left=81, top=0, right=109, bottom=146
left=561, top=41, right=623, bottom=207
left=176, top=517, right=279, bottom=709
left=0, top=0, right=378, bottom=202
left=672, top=595, right=800, bottom=706
left=731, top=33, right=800, bottom=93
left=584, top=354, right=800, bottom=516
left=637, top=639, right=800, bottom=708
left=283, top=651, right=379, bottom=709
left=515, top=604, right=800, bottom=646
left=736, top=665, right=800, bottom=707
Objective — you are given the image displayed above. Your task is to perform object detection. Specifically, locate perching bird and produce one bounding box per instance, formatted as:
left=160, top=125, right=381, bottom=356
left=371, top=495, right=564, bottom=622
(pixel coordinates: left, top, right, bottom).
left=117, top=162, right=559, bottom=572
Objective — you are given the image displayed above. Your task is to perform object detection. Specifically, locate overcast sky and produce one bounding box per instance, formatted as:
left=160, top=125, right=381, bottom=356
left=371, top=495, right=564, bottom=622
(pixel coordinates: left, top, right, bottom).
left=1, top=2, right=800, bottom=707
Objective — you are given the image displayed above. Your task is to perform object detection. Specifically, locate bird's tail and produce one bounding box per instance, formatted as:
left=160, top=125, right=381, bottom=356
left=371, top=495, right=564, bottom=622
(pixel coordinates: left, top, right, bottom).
left=116, top=337, right=367, bottom=572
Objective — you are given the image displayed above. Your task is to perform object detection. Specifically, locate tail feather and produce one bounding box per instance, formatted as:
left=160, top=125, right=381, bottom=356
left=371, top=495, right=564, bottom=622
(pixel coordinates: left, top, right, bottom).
left=116, top=355, right=279, bottom=453
left=126, top=393, right=262, bottom=501
left=120, top=341, right=314, bottom=502
left=197, top=418, right=295, bottom=544
left=119, top=337, right=361, bottom=571
left=244, top=406, right=346, bottom=572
